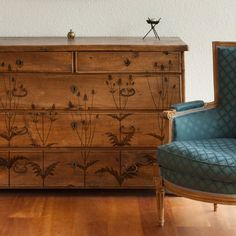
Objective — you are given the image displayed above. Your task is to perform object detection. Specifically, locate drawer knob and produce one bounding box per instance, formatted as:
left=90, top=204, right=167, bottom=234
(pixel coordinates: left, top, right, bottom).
left=16, top=59, right=24, bottom=67
left=124, top=58, right=131, bottom=66
left=8, top=64, right=12, bottom=71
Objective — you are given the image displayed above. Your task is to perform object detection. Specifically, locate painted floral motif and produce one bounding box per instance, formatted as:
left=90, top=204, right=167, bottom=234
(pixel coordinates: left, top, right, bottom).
left=0, top=76, right=28, bottom=146
left=67, top=85, right=99, bottom=186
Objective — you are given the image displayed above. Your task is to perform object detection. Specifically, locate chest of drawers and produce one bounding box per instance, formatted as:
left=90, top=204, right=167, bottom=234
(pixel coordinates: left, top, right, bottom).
left=0, top=37, right=187, bottom=188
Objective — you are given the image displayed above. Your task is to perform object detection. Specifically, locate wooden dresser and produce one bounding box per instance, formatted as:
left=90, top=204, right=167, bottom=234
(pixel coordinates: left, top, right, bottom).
left=0, top=37, right=187, bottom=189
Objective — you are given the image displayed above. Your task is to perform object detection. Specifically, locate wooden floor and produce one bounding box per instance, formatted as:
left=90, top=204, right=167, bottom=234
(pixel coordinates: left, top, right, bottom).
left=0, top=190, right=235, bottom=236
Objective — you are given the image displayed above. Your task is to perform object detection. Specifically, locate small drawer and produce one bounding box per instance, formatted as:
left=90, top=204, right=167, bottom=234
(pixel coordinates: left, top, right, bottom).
left=76, top=51, right=181, bottom=73
left=0, top=52, right=73, bottom=73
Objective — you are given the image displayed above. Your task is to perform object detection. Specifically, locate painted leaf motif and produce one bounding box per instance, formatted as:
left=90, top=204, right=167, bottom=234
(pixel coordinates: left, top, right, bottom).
left=96, top=167, right=122, bottom=184
left=105, top=132, right=119, bottom=146
left=30, top=143, right=41, bottom=148
left=0, top=157, right=8, bottom=168
left=96, top=167, right=118, bottom=177
left=28, top=161, right=59, bottom=179
left=44, top=162, right=59, bottom=178
left=9, top=156, right=29, bottom=169
left=107, top=113, right=132, bottom=121
left=95, top=155, right=154, bottom=186
left=0, top=156, right=28, bottom=169
left=75, top=162, right=86, bottom=171
left=0, top=132, right=11, bottom=141
left=117, top=165, right=138, bottom=184
left=96, top=166, right=137, bottom=185
left=136, top=154, right=156, bottom=167
left=85, top=160, right=99, bottom=169
left=73, top=159, right=99, bottom=171
left=146, top=133, right=165, bottom=141
left=120, top=131, right=135, bottom=146
left=28, top=162, right=42, bottom=177
left=0, top=126, right=28, bottom=141
left=46, top=143, right=57, bottom=147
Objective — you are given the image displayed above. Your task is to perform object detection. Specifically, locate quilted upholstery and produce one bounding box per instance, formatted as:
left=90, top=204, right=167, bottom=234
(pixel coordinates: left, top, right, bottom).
left=157, top=46, right=236, bottom=194
left=158, top=139, right=236, bottom=193
left=173, top=47, right=236, bottom=141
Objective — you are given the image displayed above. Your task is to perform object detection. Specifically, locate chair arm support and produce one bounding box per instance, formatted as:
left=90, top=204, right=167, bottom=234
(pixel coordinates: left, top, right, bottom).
left=163, top=102, right=218, bottom=142
left=163, top=101, right=215, bottom=120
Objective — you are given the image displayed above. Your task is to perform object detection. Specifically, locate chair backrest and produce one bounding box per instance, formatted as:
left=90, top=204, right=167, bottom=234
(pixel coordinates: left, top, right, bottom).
left=213, top=42, right=236, bottom=108
left=213, top=43, right=236, bottom=138
left=173, top=43, right=236, bottom=141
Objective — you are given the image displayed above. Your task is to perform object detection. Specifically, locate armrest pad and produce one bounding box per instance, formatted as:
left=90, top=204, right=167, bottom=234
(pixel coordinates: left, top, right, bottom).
left=171, top=100, right=205, bottom=112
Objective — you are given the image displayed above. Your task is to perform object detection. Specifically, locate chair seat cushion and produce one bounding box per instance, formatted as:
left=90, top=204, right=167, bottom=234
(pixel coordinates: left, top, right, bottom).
left=157, top=138, right=236, bottom=184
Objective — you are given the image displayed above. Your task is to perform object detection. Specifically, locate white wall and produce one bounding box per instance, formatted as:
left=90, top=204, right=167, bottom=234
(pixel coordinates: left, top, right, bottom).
left=0, top=0, right=236, bottom=102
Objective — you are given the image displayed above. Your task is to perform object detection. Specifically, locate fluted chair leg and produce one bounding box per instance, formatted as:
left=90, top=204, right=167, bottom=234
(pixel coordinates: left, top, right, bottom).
left=214, top=203, right=217, bottom=212
left=155, top=177, right=165, bottom=227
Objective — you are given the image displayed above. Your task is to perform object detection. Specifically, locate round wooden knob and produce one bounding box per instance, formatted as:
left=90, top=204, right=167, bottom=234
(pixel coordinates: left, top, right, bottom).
left=16, top=59, right=24, bottom=67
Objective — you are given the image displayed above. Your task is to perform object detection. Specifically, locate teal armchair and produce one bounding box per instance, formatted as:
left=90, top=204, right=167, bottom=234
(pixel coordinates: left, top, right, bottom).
left=155, top=42, right=236, bottom=226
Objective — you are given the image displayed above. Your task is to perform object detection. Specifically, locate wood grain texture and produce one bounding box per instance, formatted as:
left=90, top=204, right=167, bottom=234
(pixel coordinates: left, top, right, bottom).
left=0, top=150, right=156, bottom=188
left=0, top=190, right=235, bottom=236
left=0, top=112, right=168, bottom=148
left=0, top=74, right=181, bottom=110
left=0, top=37, right=187, bottom=189
left=0, top=52, right=73, bottom=72
left=77, top=51, right=181, bottom=73
left=0, top=37, right=188, bottom=52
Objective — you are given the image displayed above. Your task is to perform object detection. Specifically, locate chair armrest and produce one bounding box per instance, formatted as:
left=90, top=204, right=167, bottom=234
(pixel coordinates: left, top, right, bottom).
left=171, top=100, right=204, bottom=112
left=163, top=101, right=217, bottom=142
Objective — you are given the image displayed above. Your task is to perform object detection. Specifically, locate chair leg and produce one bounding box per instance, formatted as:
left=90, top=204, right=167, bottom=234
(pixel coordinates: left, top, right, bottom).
left=214, top=203, right=217, bottom=212
left=155, top=177, right=165, bottom=227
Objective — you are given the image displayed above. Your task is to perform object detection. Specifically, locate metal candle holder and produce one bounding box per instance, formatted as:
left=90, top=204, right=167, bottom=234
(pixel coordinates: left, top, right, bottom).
left=143, top=18, right=161, bottom=40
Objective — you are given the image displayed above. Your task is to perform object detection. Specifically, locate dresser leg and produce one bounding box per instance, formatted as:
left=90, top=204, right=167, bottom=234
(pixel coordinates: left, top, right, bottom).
left=155, top=177, right=165, bottom=227
left=214, top=203, right=217, bottom=212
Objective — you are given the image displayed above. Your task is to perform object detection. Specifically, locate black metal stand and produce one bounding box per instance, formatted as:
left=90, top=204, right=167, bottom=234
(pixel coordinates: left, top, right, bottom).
left=143, top=18, right=161, bottom=40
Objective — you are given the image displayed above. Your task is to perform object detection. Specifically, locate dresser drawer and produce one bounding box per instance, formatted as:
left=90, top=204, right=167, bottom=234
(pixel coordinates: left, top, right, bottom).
left=0, top=52, right=73, bottom=72
left=47, top=150, right=155, bottom=188
left=76, top=51, right=181, bottom=73
left=0, top=74, right=182, bottom=110
left=0, top=112, right=168, bottom=148
left=2, top=150, right=155, bottom=188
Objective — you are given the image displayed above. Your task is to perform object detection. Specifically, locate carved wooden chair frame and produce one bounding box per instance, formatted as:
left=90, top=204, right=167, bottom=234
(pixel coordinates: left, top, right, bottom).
left=155, top=41, right=236, bottom=227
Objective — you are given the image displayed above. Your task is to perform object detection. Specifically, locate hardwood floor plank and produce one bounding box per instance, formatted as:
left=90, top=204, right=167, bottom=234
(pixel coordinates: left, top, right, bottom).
left=0, top=190, right=235, bottom=236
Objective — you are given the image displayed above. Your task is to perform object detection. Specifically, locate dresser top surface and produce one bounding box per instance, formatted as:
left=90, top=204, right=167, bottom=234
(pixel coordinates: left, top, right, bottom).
left=0, top=37, right=188, bottom=52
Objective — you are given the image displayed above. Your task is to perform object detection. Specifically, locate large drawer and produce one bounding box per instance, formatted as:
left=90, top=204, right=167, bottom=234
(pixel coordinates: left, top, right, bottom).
left=0, top=74, right=182, bottom=110
left=76, top=51, right=181, bottom=73
left=0, top=112, right=168, bottom=148
left=0, top=150, right=155, bottom=188
left=0, top=52, right=73, bottom=73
